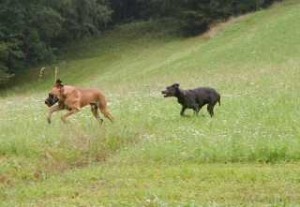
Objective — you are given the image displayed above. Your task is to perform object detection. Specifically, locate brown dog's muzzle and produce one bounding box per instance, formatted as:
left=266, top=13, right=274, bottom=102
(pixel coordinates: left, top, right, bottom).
left=45, top=93, right=59, bottom=107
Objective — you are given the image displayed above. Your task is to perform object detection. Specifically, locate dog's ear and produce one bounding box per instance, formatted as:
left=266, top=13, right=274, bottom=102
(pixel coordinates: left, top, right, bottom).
left=173, top=83, right=180, bottom=88
left=56, top=79, right=62, bottom=85
left=55, top=79, right=63, bottom=88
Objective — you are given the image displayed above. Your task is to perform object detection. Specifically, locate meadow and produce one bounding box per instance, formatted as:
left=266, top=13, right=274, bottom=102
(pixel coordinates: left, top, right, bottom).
left=1, top=0, right=300, bottom=206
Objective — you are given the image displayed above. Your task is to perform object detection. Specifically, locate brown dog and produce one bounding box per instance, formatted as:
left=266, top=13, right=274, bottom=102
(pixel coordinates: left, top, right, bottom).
left=47, top=79, right=113, bottom=124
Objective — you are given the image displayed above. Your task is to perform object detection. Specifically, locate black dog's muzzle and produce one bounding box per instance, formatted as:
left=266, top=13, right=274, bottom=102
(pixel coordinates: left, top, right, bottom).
left=161, top=90, right=172, bottom=98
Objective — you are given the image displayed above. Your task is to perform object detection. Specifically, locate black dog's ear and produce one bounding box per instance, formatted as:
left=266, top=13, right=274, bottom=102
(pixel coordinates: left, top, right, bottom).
left=173, top=83, right=180, bottom=88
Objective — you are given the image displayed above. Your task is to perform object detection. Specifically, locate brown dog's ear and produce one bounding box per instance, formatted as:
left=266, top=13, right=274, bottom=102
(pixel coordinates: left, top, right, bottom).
left=55, top=79, right=63, bottom=88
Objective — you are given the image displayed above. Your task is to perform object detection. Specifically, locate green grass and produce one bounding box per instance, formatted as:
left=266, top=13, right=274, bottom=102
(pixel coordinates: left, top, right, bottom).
left=1, top=0, right=300, bottom=206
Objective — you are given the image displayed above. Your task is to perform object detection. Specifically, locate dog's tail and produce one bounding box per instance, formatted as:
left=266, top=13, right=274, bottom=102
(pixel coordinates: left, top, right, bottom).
left=98, top=99, right=114, bottom=122
left=218, top=94, right=221, bottom=106
left=100, top=107, right=114, bottom=122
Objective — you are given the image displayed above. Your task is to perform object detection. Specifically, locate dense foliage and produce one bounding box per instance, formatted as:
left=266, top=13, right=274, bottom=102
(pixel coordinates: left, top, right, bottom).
left=0, top=0, right=112, bottom=85
left=110, top=0, right=281, bottom=34
left=0, top=0, right=280, bottom=85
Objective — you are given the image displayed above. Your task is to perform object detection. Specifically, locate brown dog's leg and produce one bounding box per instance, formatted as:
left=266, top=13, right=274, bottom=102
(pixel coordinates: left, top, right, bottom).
left=47, top=105, right=63, bottom=124
left=90, top=104, right=103, bottom=124
left=61, top=108, right=80, bottom=123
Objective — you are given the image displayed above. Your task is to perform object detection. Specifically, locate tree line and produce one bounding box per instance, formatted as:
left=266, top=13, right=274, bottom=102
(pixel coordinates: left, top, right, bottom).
left=0, top=0, right=280, bottom=86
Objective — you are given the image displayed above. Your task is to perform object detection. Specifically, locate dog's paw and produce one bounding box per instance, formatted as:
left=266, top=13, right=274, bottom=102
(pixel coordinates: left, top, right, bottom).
left=99, top=118, right=104, bottom=125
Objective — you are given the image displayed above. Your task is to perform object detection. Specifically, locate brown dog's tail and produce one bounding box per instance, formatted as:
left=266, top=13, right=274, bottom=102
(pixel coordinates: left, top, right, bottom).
left=96, top=91, right=114, bottom=122
left=100, top=107, right=114, bottom=122
left=98, top=98, right=114, bottom=122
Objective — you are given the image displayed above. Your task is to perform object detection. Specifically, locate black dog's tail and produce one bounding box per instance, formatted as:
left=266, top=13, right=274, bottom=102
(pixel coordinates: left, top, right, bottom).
left=218, top=94, right=221, bottom=106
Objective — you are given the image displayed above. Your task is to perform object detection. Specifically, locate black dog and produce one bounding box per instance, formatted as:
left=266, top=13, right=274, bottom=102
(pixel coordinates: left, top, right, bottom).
left=162, top=83, right=221, bottom=117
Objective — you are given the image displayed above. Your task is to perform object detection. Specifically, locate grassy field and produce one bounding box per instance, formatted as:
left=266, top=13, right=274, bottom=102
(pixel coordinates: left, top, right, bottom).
left=1, top=0, right=300, bottom=206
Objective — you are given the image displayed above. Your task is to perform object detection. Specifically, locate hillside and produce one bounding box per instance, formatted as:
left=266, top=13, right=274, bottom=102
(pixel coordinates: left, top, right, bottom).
left=1, top=0, right=300, bottom=206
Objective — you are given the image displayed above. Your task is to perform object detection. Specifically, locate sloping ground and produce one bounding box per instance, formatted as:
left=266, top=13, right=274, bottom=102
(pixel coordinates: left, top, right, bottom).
left=1, top=0, right=300, bottom=206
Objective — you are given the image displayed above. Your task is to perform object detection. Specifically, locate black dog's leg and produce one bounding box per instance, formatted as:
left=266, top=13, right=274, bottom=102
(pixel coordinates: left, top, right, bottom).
left=196, top=106, right=201, bottom=115
left=207, top=104, right=215, bottom=117
left=180, top=106, right=187, bottom=116
left=194, top=103, right=205, bottom=116
left=193, top=104, right=200, bottom=115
